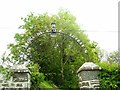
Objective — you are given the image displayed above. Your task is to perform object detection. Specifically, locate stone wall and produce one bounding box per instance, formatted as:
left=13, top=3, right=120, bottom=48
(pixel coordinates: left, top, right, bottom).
left=0, top=62, right=101, bottom=89
left=0, top=64, right=30, bottom=90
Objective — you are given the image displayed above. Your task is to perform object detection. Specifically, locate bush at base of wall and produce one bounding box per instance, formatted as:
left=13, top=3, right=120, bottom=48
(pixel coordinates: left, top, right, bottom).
left=97, top=62, right=120, bottom=90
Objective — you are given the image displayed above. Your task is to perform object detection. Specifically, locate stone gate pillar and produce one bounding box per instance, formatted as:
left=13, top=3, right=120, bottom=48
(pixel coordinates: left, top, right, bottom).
left=0, top=63, right=31, bottom=90
left=9, top=64, right=31, bottom=89
left=77, top=62, right=101, bottom=90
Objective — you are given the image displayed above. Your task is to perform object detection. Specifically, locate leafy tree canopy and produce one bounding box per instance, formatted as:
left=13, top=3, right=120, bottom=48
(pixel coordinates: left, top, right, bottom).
left=107, top=50, right=120, bottom=64
left=3, top=9, right=100, bottom=88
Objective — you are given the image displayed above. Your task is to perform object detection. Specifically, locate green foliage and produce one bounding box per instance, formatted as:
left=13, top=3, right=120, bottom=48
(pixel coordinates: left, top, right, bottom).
left=0, top=65, right=13, bottom=81
left=28, top=63, right=57, bottom=89
left=3, top=9, right=100, bottom=88
left=107, top=50, right=120, bottom=64
left=39, top=81, right=54, bottom=88
left=97, top=62, right=120, bottom=89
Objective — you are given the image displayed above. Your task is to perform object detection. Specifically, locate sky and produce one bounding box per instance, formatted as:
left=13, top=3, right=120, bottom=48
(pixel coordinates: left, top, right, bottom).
left=0, top=0, right=119, bottom=58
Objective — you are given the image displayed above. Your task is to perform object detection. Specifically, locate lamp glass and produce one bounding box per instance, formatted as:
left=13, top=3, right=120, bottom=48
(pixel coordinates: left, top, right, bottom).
left=51, top=22, right=56, bottom=28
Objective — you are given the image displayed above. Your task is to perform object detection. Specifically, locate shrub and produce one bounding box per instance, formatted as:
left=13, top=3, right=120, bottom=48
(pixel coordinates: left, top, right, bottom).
left=97, top=62, right=120, bottom=90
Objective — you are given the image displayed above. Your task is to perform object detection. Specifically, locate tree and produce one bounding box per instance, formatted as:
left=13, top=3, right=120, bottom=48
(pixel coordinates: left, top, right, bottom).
left=107, top=50, right=120, bottom=64
left=28, top=62, right=58, bottom=89
left=3, top=9, right=100, bottom=88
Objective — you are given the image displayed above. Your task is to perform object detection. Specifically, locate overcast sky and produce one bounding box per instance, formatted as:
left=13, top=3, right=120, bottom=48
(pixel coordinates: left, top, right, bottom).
left=0, top=0, right=119, bottom=58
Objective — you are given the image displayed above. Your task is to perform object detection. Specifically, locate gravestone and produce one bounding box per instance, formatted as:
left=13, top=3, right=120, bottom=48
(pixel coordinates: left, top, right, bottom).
left=77, top=62, right=101, bottom=90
